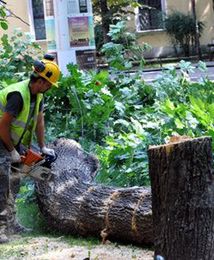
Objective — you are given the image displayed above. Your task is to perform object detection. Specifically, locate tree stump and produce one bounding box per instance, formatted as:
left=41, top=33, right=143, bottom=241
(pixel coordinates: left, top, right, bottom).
left=35, top=138, right=153, bottom=245
left=148, top=136, right=214, bottom=260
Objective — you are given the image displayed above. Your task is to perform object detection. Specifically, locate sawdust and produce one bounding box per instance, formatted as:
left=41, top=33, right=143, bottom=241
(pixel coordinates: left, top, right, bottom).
left=4, top=235, right=154, bottom=260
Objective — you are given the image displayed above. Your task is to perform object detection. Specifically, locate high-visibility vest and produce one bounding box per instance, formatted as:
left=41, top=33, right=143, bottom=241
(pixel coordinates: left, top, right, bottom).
left=0, top=80, right=43, bottom=147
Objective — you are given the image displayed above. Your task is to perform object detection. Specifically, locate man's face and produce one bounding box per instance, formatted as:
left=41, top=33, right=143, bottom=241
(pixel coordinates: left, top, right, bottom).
left=38, top=79, right=52, bottom=93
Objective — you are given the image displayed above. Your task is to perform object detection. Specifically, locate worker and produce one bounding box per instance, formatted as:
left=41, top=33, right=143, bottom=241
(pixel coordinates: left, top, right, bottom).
left=0, top=54, right=61, bottom=243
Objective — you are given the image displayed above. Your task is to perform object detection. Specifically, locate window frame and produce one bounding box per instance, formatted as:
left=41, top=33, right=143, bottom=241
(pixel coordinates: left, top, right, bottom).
left=135, top=0, right=167, bottom=33
left=27, top=0, right=47, bottom=41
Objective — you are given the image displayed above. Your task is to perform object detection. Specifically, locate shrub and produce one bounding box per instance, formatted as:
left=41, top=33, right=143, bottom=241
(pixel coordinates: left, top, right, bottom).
left=164, top=11, right=204, bottom=57
left=101, top=20, right=150, bottom=70
left=0, top=29, right=42, bottom=87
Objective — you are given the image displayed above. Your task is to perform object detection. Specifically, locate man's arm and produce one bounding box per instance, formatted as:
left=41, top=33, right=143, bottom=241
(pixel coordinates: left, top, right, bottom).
left=35, top=111, right=45, bottom=149
left=0, top=92, right=24, bottom=162
left=0, top=112, right=15, bottom=151
left=35, top=111, right=55, bottom=156
left=2, top=91, right=23, bottom=151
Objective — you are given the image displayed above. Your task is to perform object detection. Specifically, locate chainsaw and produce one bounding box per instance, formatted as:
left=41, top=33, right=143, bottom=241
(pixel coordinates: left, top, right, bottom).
left=11, top=149, right=57, bottom=181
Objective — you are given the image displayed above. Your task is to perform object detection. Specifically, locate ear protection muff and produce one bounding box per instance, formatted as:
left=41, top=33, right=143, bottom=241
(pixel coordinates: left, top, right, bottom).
left=33, top=54, right=56, bottom=73
left=33, top=60, right=46, bottom=73
left=44, top=54, right=55, bottom=61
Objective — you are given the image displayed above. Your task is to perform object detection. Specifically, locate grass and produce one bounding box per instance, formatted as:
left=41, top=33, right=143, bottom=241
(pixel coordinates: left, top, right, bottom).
left=0, top=234, right=152, bottom=260
left=0, top=237, right=31, bottom=259
left=0, top=234, right=100, bottom=259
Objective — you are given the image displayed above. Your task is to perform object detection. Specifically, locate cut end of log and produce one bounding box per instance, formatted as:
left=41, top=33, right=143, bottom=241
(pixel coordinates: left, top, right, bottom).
left=148, top=136, right=211, bottom=150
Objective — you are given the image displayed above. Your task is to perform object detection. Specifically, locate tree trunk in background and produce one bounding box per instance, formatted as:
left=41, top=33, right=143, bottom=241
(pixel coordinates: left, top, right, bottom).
left=191, top=0, right=201, bottom=59
left=148, top=137, right=214, bottom=260
left=99, top=0, right=111, bottom=43
left=36, top=138, right=153, bottom=245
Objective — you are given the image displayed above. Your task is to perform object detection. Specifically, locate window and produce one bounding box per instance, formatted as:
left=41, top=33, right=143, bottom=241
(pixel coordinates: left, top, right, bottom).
left=137, top=0, right=165, bottom=32
left=45, top=0, right=54, bottom=16
left=32, top=0, right=46, bottom=40
left=79, top=0, right=88, bottom=13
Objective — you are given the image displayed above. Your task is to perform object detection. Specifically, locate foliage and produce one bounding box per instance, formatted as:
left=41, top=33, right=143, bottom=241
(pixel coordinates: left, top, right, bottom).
left=0, top=4, right=8, bottom=30
left=0, top=29, right=42, bottom=87
left=16, top=180, right=46, bottom=232
left=43, top=21, right=213, bottom=187
left=93, top=0, right=139, bottom=49
left=101, top=20, right=150, bottom=70
left=45, top=65, right=114, bottom=142
left=44, top=59, right=214, bottom=187
left=92, top=0, right=138, bottom=22
left=164, top=11, right=204, bottom=56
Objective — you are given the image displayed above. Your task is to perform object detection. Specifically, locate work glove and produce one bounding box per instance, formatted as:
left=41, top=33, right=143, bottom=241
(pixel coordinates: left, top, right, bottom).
left=10, top=149, right=21, bottom=163
left=41, top=146, right=55, bottom=156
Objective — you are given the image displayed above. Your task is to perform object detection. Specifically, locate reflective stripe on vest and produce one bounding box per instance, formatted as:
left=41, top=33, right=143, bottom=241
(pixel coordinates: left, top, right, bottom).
left=11, top=131, right=20, bottom=144
left=12, top=118, right=26, bottom=128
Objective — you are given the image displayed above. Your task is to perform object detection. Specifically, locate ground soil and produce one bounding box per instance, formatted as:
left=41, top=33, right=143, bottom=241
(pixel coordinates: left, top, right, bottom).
left=1, top=235, right=154, bottom=260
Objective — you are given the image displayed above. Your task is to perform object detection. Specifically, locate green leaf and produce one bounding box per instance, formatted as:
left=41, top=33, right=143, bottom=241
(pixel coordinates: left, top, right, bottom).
left=175, top=118, right=184, bottom=129
left=115, top=101, right=125, bottom=114
left=161, top=99, right=175, bottom=115
left=0, top=21, right=8, bottom=30
left=130, top=118, right=144, bottom=135
left=114, top=119, right=130, bottom=128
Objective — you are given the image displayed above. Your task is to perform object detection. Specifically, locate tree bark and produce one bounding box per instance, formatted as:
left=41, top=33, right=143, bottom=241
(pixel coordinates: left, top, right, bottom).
left=99, top=0, right=111, bottom=43
left=191, top=0, right=202, bottom=59
left=36, top=138, right=153, bottom=245
left=148, top=136, right=214, bottom=260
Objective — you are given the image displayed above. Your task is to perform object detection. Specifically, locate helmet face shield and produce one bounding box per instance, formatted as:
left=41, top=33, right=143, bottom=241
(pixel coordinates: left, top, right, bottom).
left=33, top=57, right=61, bottom=87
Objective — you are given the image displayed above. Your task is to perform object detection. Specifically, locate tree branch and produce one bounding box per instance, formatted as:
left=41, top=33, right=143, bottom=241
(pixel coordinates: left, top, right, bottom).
left=0, top=0, right=29, bottom=26
left=6, top=7, right=30, bottom=26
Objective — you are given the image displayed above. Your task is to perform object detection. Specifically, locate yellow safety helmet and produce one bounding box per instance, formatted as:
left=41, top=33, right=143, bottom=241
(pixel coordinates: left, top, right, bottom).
left=33, top=54, right=61, bottom=87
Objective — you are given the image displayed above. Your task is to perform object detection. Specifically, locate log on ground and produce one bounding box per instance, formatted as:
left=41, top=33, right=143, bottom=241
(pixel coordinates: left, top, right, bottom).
left=36, top=138, right=153, bottom=245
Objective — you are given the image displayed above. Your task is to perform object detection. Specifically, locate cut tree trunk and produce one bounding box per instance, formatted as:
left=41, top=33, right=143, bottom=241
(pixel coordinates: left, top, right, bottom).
left=36, top=138, right=153, bottom=245
left=148, top=136, right=214, bottom=260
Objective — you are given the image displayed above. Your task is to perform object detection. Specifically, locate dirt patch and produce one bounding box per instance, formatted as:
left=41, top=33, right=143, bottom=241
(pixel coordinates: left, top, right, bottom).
left=1, top=235, right=154, bottom=260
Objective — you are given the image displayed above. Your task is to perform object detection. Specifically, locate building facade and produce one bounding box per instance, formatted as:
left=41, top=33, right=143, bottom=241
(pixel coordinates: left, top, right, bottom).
left=129, top=0, right=214, bottom=58
left=0, top=0, right=96, bottom=73
left=1, top=0, right=214, bottom=59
